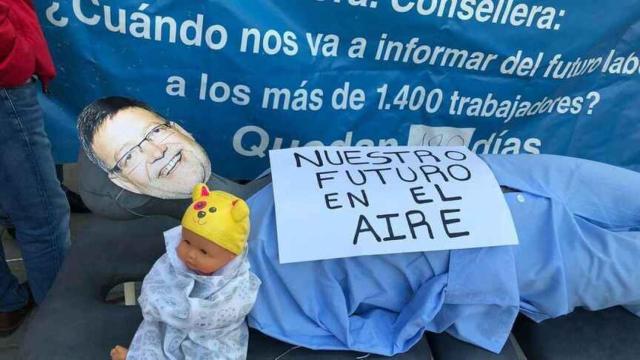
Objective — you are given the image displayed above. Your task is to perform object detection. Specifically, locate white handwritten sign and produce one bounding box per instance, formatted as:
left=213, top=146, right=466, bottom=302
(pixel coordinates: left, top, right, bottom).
left=269, top=146, right=518, bottom=264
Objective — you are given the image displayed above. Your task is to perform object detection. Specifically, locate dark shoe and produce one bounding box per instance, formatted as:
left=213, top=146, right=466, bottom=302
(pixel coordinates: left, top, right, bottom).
left=0, top=286, right=35, bottom=335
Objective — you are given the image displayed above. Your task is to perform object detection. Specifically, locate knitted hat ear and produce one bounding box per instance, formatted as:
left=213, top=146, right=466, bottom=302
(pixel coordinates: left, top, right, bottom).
left=191, top=183, right=210, bottom=201
left=231, top=199, right=250, bottom=223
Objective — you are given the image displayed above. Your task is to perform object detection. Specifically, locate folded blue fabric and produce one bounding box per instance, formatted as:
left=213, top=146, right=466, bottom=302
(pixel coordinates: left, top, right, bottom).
left=246, top=154, right=640, bottom=355
left=483, top=154, right=640, bottom=321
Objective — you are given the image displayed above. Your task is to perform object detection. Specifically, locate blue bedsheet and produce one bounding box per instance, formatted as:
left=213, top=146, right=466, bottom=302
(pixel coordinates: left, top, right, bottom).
left=245, top=154, right=640, bottom=355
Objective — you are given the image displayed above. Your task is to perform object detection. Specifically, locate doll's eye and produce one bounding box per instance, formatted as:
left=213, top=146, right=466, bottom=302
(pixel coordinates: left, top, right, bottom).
left=197, top=211, right=206, bottom=218
left=200, top=249, right=207, bottom=255
left=184, top=239, right=190, bottom=245
left=209, top=207, right=217, bottom=213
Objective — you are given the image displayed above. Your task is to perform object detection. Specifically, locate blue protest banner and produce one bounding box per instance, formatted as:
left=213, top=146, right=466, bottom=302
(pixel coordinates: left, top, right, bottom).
left=36, top=0, right=640, bottom=178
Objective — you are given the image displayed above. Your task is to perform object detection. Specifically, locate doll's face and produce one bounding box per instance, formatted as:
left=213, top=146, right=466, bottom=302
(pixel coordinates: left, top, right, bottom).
left=177, top=228, right=236, bottom=275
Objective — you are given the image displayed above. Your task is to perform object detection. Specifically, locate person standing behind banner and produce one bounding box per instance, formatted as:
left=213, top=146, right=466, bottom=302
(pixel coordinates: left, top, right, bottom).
left=0, top=0, right=69, bottom=333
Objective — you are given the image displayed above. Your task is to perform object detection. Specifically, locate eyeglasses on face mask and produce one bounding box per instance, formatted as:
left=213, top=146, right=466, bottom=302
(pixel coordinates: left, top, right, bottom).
left=109, top=122, right=175, bottom=174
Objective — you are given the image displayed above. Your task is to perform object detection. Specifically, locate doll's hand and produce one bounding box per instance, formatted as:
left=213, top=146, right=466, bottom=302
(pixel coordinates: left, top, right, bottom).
left=110, top=345, right=128, bottom=360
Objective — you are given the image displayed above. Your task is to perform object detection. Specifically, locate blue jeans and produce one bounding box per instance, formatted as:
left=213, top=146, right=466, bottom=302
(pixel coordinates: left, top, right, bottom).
left=0, top=80, right=70, bottom=310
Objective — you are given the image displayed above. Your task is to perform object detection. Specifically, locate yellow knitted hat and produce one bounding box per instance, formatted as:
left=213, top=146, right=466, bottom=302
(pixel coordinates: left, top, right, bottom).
left=181, top=183, right=250, bottom=255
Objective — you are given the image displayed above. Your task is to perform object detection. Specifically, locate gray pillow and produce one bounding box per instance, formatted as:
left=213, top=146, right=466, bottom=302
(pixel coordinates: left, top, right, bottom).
left=77, top=151, right=270, bottom=220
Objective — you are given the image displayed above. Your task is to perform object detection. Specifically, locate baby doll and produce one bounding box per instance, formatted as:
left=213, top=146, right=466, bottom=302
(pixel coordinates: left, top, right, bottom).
left=111, top=183, right=261, bottom=360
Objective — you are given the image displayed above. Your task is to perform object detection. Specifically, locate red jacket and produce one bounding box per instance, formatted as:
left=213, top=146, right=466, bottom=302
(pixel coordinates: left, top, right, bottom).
left=0, top=0, right=55, bottom=88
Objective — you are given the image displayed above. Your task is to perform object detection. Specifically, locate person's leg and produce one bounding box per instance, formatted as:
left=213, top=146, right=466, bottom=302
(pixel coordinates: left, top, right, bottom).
left=0, top=241, right=28, bottom=312
left=0, top=80, right=70, bottom=305
left=0, top=204, right=28, bottom=312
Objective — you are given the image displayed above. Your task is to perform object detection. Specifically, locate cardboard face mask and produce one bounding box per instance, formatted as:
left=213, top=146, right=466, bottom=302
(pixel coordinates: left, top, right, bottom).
left=88, top=105, right=212, bottom=199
